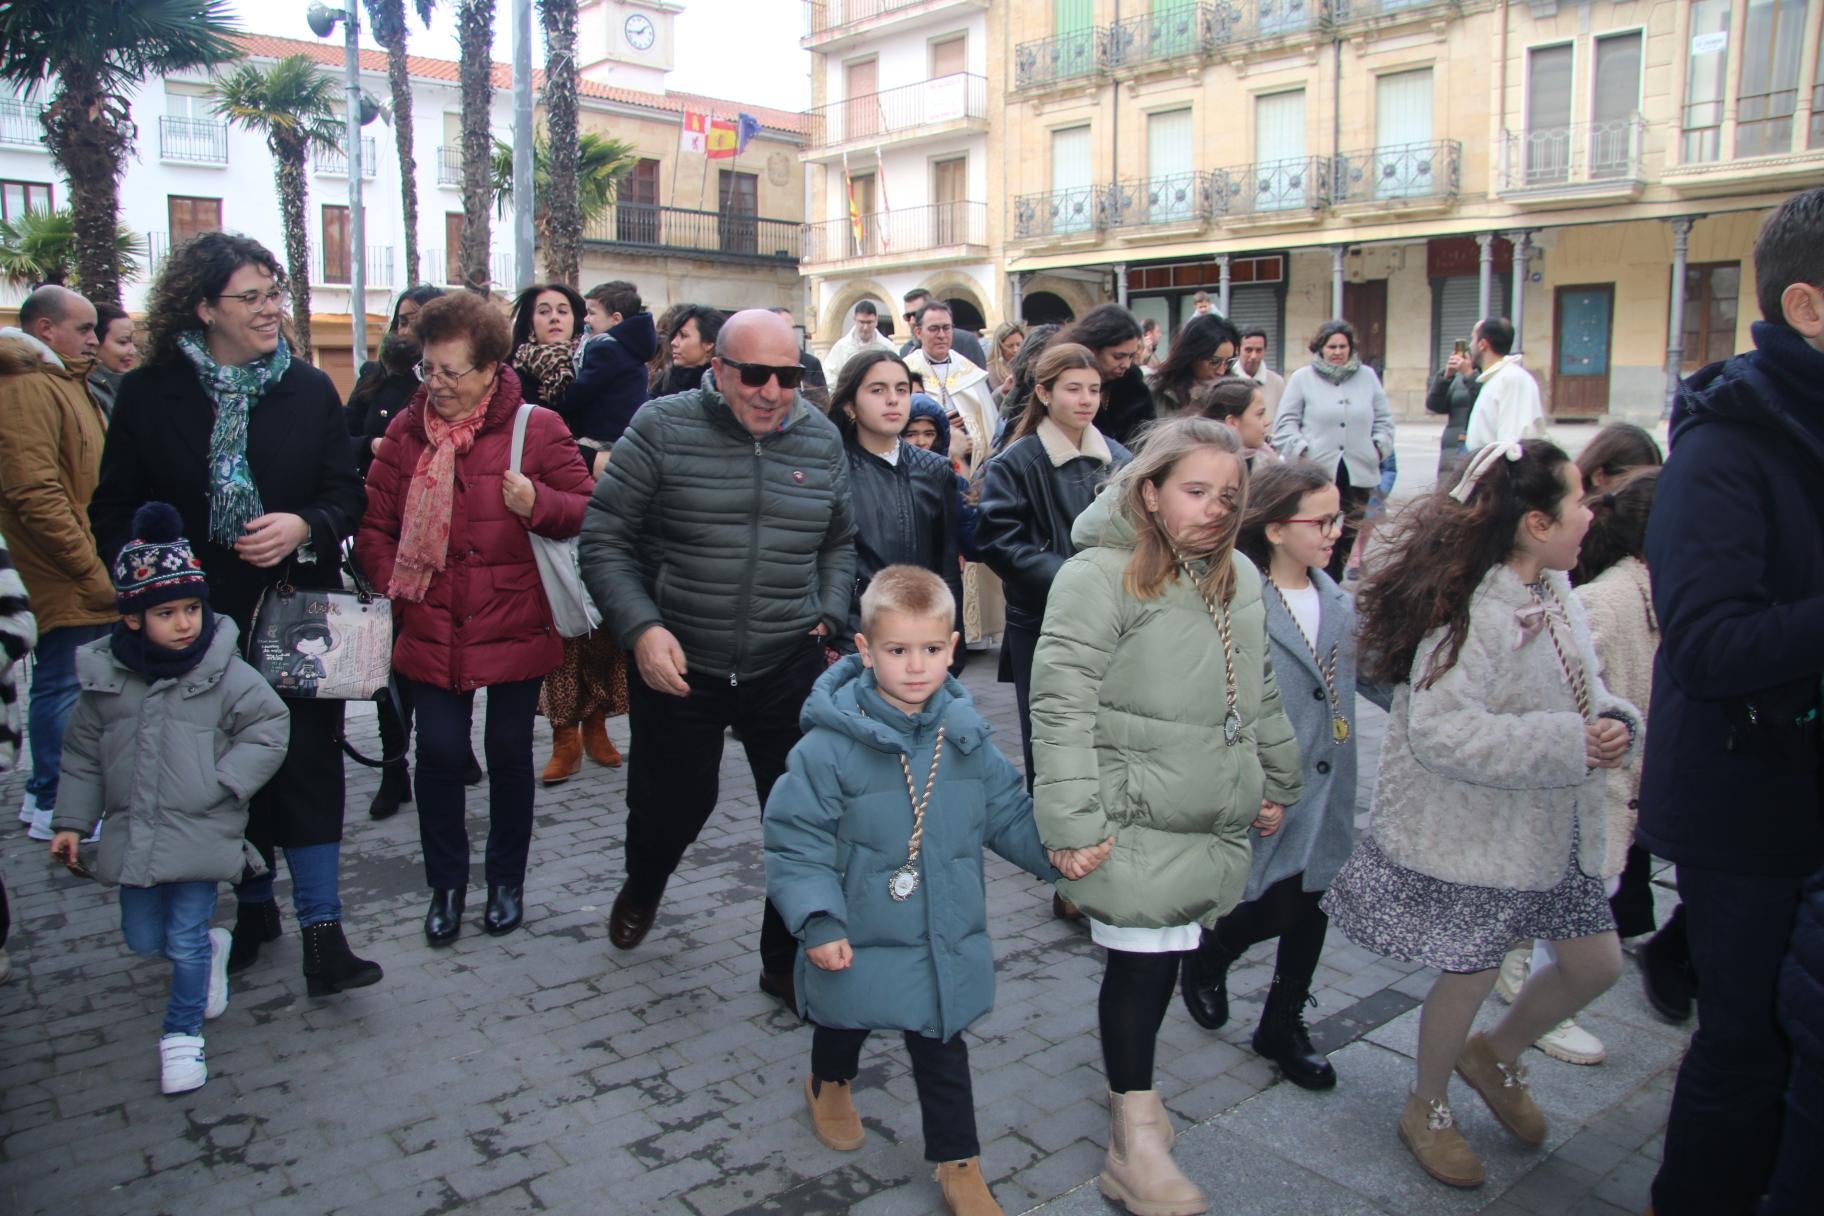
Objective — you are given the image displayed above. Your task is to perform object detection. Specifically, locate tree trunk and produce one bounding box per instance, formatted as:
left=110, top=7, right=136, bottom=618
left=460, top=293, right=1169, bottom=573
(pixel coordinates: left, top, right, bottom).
left=41, top=65, right=128, bottom=306
left=382, top=29, right=423, bottom=287
left=273, top=144, right=314, bottom=359
left=537, top=0, right=581, bottom=288
left=457, top=0, right=494, bottom=297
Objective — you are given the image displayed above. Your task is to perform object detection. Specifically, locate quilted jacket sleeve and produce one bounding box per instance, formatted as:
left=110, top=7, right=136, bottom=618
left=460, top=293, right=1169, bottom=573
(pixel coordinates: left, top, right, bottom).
left=814, top=434, right=858, bottom=637
left=763, top=734, right=851, bottom=946
left=353, top=415, right=410, bottom=596
left=50, top=689, right=104, bottom=835
left=980, top=744, right=1059, bottom=881
left=579, top=403, right=665, bottom=649
left=214, top=663, right=292, bottom=805
left=1029, top=556, right=1123, bottom=850
left=522, top=406, right=594, bottom=541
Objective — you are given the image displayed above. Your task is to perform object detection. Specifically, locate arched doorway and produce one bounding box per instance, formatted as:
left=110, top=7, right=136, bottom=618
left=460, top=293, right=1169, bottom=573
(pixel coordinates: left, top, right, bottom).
left=946, top=296, right=986, bottom=336
left=1022, top=291, right=1075, bottom=326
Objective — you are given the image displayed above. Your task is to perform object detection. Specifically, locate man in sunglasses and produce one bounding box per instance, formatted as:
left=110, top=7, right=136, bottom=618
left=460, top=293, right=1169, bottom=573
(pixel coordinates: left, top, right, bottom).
left=580, top=309, right=855, bottom=1012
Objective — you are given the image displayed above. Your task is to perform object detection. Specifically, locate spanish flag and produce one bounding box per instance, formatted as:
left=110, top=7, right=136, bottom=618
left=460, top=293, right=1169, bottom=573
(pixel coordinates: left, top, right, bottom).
left=844, top=152, right=864, bottom=247
left=706, top=118, right=738, bottom=159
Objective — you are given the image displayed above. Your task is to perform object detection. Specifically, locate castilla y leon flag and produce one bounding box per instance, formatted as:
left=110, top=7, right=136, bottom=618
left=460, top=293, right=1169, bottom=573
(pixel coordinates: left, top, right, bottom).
left=680, top=111, right=708, bottom=155
left=706, top=117, right=738, bottom=159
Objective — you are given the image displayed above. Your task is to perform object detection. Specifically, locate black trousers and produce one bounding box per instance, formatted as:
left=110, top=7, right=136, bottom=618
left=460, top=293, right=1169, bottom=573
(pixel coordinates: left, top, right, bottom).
left=1652, top=865, right=1805, bottom=1216
left=407, top=676, right=541, bottom=890
left=623, top=638, right=823, bottom=976
left=1209, top=872, right=1329, bottom=1000
left=812, top=1023, right=979, bottom=1161
left=1328, top=461, right=1374, bottom=584
left=245, top=697, right=347, bottom=851
left=1002, top=622, right=1040, bottom=790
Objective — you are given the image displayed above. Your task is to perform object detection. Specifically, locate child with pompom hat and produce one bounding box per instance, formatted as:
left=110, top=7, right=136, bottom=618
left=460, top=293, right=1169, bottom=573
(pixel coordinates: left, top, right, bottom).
left=48, top=503, right=290, bottom=1095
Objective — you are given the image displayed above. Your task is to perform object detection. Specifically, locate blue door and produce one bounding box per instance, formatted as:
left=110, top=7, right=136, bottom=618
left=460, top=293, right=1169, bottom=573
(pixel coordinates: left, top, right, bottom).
left=1553, top=285, right=1613, bottom=417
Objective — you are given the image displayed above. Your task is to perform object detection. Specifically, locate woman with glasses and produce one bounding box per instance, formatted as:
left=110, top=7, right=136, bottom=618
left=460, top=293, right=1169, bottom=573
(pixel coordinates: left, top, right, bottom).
left=357, top=293, right=594, bottom=947
left=1270, top=319, right=1395, bottom=582
left=91, top=232, right=384, bottom=997
left=1151, top=312, right=1241, bottom=419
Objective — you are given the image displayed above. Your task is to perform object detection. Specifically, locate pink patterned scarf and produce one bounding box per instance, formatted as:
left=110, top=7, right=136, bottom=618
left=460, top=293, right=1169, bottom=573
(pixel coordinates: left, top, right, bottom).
left=388, top=393, right=492, bottom=603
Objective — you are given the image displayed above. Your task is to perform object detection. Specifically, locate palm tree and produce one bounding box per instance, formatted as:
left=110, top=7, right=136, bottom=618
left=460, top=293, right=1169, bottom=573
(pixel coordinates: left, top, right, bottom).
left=212, top=55, right=345, bottom=358
left=366, top=0, right=436, bottom=287
left=491, top=130, right=638, bottom=267
left=0, top=208, right=143, bottom=291
left=455, top=0, right=495, bottom=295
left=536, top=0, right=581, bottom=287
left=0, top=0, right=240, bottom=307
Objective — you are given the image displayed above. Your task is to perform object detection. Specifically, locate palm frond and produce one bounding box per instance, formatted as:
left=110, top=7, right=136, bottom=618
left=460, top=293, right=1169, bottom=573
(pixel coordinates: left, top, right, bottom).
left=491, top=130, right=640, bottom=224
left=0, top=208, right=142, bottom=290
left=212, top=55, right=347, bottom=152
left=0, top=0, right=240, bottom=94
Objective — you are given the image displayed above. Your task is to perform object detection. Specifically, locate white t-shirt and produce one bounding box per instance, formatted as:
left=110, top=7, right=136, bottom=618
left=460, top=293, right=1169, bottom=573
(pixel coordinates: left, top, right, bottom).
left=1279, top=580, right=1322, bottom=647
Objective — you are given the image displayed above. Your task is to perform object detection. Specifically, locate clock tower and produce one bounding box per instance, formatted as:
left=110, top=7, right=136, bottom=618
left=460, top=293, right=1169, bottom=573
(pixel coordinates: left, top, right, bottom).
left=577, top=0, right=682, bottom=93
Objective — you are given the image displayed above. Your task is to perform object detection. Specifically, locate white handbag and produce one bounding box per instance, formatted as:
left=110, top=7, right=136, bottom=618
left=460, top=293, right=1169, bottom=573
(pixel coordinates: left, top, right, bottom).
left=510, top=403, right=602, bottom=639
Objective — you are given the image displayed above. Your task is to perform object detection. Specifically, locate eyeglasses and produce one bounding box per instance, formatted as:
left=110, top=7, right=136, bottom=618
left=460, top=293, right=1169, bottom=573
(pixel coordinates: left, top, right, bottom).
left=1209, top=355, right=1234, bottom=374
left=718, top=357, right=805, bottom=390
left=215, top=287, right=287, bottom=311
left=413, top=360, right=484, bottom=386
left=1284, top=513, right=1347, bottom=535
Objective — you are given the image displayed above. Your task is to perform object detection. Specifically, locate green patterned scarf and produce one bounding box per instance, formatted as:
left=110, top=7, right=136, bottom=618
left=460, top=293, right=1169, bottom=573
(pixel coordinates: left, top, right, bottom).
left=177, top=330, right=292, bottom=548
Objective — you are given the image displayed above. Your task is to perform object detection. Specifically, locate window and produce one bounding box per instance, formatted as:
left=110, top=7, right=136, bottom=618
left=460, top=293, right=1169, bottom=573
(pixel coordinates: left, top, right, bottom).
left=1253, top=90, right=1306, bottom=212
left=844, top=57, right=879, bottom=142
left=1525, top=44, right=1575, bottom=184
left=1, top=179, right=52, bottom=221
left=616, top=158, right=660, bottom=244
left=931, top=35, right=965, bottom=77
left=1146, top=109, right=1195, bottom=222
left=1374, top=69, right=1434, bottom=199
left=164, top=83, right=212, bottom=121
left=1592, top=32, right=1643, bottom=178
left=1681, top=263, right=1740, bottom=371
left=322, top=204, right=351, bottom=284
left=846, top=171, right=878, bottom=255
left=933, top=157, right=967, bottom=243
left=1050, top=124, right=1094, bottom=233
left=1054, top=0, right=1097, bottom=79
left=167, top=196, right=221, bottom=244
left=718, top=169, right=757, bottom=255
left=1736, top=0, right=1807, bottom=157
left=1682, top=0, right=1732, bottom=162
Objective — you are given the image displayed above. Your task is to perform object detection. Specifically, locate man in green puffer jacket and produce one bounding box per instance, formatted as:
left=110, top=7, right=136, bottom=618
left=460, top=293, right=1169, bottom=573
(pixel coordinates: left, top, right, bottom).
left=580, top=309, right=856, bottom=1004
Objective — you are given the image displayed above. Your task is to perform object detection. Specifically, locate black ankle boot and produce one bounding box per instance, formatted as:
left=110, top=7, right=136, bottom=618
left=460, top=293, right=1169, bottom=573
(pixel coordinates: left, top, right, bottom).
left=463, top=751, right=484, bottom=787
left=301, top=921, right=384, bottom=997
left=482, top=885, right=523, bottom=936
left=1252, top=975, right=1335, bottom=1090
left=1180, top=929, right=1235, bottom=1030
left=226, top=899, right=282, bottom=975
left=1640, top=907, right=1696, bottom=1023
left=368, top=762, right=413, bottom=820
left=425, top=888, right=465, bottom=946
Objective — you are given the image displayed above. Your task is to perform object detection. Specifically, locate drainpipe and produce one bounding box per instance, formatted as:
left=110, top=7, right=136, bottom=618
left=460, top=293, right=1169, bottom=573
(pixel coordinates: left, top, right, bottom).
left=1665, top=216, right=1695, bottom=419
left=1332, top=33, right=1342, bottom=209
left=1476, top=232, right=1495, bottom=321
left=1331, top=246, right=1346, bottom=318
left=1011, top=271, right=1025, bottom=324
left=1109, top=0, right=1121, bottom=257
left=1116, top=261, right=1129, bottom=308
left=1217, top=254, right=1231, bottom=314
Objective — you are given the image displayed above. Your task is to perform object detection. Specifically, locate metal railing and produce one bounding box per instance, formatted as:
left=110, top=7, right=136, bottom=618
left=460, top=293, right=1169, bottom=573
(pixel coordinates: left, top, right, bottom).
left=1109, top=172, right=1211, bottom=227
left=319, top=245, right=394, bottom=288
left=1014, top=28, right=1110, bottom=89
left=804, top=74, right=987, bottom=148
left=1012, top=185, right=1115, bottom=238
left=1211, top=155, right=1330, bottom=216
left=1329, top=0, right=1454, bottom=22
left=0, top=100, right=45, bottom=147
left=423, top=247, right=513, bottom=288
left=803, top=0, right=969, bottom=37
left=436, top=145, right=462, bottom=186
left=1503, top=119, right=1645, bottom=190
left=159, top=116, right=228, bottom=164
left=1208, top=0, right=1322, bottom=42
left=148, top=231, right=172, bottom=277
left=313, top=135, right=379, bottom=178
left=1108, top=3, right=1210, bottom=66
left=802, top=200, right=985, bottom=264
left=583, top=202, right=801, bottom=261
left=1333, top=139, right=1460, bottom=204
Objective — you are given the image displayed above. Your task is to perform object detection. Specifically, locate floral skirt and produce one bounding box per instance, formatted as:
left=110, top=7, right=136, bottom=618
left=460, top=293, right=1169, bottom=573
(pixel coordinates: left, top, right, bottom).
left=539, top=630, right=629, bottom=726
left=1321, top=827, right=1615, bottom=974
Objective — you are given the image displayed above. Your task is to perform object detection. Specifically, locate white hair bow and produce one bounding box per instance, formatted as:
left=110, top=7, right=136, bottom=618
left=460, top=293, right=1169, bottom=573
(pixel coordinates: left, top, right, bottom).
left=1448, top=441, right=1525, bottom=503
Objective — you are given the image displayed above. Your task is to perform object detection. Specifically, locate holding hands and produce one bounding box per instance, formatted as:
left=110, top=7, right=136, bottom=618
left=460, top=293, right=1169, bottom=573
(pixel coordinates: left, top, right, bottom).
left=1585, top=719, right=1630, bottom=769
left=1252, top=800, right=1286, bottom=837
left=1048, top=836, right=1114, bottom=880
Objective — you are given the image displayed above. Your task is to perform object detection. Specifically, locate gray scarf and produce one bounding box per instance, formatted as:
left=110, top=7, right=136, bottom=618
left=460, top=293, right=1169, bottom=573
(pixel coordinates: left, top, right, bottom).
left=1310, top=353, right=1362, bottom=385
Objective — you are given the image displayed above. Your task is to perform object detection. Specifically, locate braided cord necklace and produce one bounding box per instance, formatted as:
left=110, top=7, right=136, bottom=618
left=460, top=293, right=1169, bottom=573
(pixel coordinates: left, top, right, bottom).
left=1181, top=557, right=1242, bottom=746
left=1529, top=581, right=1593, bottom=722
left=1267, top=578, right=1350, bottom=744
left=888, top=725, right=946, bottom=901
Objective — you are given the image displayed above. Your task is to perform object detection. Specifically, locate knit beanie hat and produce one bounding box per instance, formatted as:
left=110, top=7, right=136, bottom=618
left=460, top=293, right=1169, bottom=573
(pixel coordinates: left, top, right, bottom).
left=113, top=502, right=209, bottom=615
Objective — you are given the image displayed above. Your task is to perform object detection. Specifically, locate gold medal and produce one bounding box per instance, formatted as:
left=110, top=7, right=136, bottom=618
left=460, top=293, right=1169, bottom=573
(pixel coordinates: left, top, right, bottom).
left=1332, top=715, right=1351, bottom=744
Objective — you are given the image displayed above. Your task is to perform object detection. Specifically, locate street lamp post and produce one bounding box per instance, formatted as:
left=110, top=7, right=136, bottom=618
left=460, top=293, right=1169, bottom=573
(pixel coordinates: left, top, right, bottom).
left=308, top=3, right=368, bottom=366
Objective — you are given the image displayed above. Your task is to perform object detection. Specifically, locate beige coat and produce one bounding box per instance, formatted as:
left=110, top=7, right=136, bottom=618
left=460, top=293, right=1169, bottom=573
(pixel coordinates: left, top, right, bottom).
left=1576, top=557, right=1657, bottom=878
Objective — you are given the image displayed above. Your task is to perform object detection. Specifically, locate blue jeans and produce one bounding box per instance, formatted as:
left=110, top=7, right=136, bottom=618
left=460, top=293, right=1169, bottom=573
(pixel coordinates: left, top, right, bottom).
left=119, top=882, right=218, bottom=1036
left=24, top=623, right=111, bottom=809
left=232, top=842, right=342, bottom=927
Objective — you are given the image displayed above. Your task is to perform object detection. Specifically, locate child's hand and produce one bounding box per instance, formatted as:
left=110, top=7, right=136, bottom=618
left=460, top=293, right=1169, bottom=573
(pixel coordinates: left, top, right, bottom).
left=1048, top=837, right=1114, bottom=880
left=806, top=939, right=852, bottom=971
left=1252, top=801, right=1285, bottom=837
left=48, top=831, right=81, bottom=865
left=1586, top=720, right=1629, bottom=769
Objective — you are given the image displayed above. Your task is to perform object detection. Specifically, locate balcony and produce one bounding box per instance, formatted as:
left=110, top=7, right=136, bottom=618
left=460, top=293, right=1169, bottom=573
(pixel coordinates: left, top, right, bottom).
left=1108, top=172, right=1212, bottom=234
left=1328, top=0, right=1458, bottom=29
left=584, top=202, right=801, bottom=264
left=1108, top=3, right=1211, bottom=72
left=1500, top=120, right=1646, bottom=209
left=318, top=245, right=395, bottom=289
left=436, top=145, right=462, bottom=186
left=1011, top=185, right=1115, bottom=242
left=1332, top=139, right=1460, bottom=215
left=159, top=116, right=228, bottom=165
left=1013, top=29, right=1110, bottom=92
left=423, top=247, right=513, bottom=289
left=803, top=74, right=987, bottom=161
left=0, top=100, right=45, bottom=148
left=314, top=135, right=379, bottom=179
left=1211, top=155, right=1330, bottom=225
left=1208, top=0, right=1323, bottom=45
left=802, top=0, right=988, bottom=51
left=803, top=200, right=986, bottom=267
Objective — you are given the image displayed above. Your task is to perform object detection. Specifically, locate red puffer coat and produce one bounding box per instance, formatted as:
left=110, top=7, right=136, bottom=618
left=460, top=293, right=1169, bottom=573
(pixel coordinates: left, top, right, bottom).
left=356, top=368, right=593, bottom=692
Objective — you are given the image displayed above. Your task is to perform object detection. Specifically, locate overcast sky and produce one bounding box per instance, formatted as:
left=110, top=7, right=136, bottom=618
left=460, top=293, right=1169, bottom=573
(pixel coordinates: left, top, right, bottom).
left=225, top=0, right=812, bottom=112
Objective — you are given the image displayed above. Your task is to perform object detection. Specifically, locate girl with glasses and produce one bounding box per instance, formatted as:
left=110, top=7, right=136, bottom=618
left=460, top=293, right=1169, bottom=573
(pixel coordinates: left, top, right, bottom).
left=1149, top=312, right=1240, bottom=419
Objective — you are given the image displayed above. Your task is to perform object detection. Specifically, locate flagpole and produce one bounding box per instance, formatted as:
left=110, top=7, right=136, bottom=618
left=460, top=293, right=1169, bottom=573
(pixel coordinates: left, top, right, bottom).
left=669, top=109, right=685, bottom=210
left=697, top=115, right=713, bottom=213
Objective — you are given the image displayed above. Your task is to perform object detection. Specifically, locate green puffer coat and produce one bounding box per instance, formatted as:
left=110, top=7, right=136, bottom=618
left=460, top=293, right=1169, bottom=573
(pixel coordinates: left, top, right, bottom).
left=579, top=370, right=856, bottom=683
left=1031, top=487, right=1304, bottom=929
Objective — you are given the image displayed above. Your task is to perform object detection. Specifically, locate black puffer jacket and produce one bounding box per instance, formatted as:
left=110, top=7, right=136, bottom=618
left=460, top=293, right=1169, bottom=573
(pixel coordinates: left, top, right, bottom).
left=975, top=421, right=1129, bottom=634
left=579, top=370, right=856, bottom=683
left=1096, top=366, right=1156, bottom=449
left=839, top=437, right=963, bottom=648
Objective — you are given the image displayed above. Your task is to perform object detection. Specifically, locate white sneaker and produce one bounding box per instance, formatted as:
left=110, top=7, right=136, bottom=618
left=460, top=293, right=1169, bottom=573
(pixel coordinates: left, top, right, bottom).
left=25, top=807, right=53, bottom=841
left=1535, top=1017, right=1606, bottom=1065
left=17, top=791, right=36, bottom=824
left=204, top=927, right=231, bottom=1021
left=1495, top=943, right=1530, bottom=1004
left=159, top=1034, right=207, bottom=1094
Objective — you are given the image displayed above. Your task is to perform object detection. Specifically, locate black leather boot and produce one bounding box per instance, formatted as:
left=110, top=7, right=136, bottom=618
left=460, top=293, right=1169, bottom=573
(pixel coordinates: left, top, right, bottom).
left=368, top=761, right=412, bottom=820
left=301, top=921, right=384, bottom=997
left=482, top=885, right=523, bottom=936
left=425, top=888, right=465, bottom=946
left=1180, top=928, right=1235, bottom=1030
left=463, top=750, right=484, bottom=787
left=1640, top=905, right=1696, bottom=1023
left=1251, top=975, right=1335, bottom=1090
left=226, top=898, right=282, bottom=975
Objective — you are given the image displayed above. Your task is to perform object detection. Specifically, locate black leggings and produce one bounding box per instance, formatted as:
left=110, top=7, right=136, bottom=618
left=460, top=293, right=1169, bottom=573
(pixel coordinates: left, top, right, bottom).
left=812, top=1024, right=979, bottom=1161
left=1208, top=872, right=1329, bottom=999
left=1100, top=949, right=1182, bottom=1093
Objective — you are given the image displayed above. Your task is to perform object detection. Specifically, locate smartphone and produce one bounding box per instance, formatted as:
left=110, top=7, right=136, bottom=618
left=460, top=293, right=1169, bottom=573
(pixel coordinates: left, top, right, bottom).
left=1452, top=340, right=1469, bottom=355
left=65, top=857, right=94, bottom=880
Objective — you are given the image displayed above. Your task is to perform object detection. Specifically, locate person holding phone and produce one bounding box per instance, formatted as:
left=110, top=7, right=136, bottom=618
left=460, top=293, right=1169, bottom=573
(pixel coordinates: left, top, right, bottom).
left=1427, top=340, right=1481, bottom=481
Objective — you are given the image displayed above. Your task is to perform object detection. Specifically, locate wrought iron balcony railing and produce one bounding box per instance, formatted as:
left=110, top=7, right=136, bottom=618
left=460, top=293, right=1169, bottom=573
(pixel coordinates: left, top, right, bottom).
left=1108, top=172, right=1211, bottom=227
left=436, top=145, right=462, bottom=186
left=314, top=135, right=379, bottom=178
left=1211, top=155, right=1330, bottom=216
left=1332, top=139, right=1461, bottom=204
left=1502, top=119, right=1646, bottom=191
left=159, top=116, right=228, bottom=164
left=424, top=247, right=514, bottom=288
left=804, top=74, right=988, bottom=149
left=0, top=100, right=45, bottom=147
left=1207, top=0, right=1322, bottom=43
left=1107, top=3, right=1210, bottom=67
left=1014, top=29, right=1110, bottom=90
left=1012, top=185, right=1116, bottom=239
left=318, top=244, right=395, bottom=288
left=803, top=0, right=970, bottom=38
left=802, top=200, right=985, bottom=264
left=584, top=202, right=801, bottom=262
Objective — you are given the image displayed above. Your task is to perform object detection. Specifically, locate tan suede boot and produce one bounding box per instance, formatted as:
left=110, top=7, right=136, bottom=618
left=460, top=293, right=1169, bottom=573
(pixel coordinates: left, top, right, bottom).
left=803, top=1075, right=864, bottom=1151
left=581, top=712, right=622, bottom=767
left=1456, top=1032, right=1547, bottom=1146
left=1398, top=1093, right=1485, bottom=1188
left=934, top=1158, right=1003, bottom=1215
left=1098, top=1090, right=1206, bottom=1216
left=541, top=725, right=583, bottom=785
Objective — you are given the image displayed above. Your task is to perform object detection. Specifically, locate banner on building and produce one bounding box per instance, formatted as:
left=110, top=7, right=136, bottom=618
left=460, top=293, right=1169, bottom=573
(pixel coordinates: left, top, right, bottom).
left=680, top=111, right=708, bottom=155
left=706, top=118, right=739, bottom=159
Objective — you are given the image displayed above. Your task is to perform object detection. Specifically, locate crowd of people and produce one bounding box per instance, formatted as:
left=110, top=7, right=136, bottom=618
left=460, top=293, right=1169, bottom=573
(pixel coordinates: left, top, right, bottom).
left=0, top=185, right=1821, bottom=1216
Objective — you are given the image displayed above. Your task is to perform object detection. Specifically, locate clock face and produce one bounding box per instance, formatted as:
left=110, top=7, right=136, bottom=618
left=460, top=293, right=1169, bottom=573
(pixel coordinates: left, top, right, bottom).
left=624, top=13, right=656, bottom=51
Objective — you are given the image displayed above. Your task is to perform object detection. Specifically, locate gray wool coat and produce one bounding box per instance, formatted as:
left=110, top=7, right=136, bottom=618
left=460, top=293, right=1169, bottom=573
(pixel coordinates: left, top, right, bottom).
left=52, top=617, right=290, bottom=887
left=1245, top=570, right=1389, bottom=901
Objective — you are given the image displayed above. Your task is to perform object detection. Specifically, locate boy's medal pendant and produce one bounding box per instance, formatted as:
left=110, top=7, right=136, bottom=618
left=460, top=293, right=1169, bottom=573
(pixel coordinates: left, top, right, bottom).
left=888, top=863, right=920, bottom=902
left=1223, top=709, right=1241, bottom=746
left=1332, top=715, right=1351, bottom=744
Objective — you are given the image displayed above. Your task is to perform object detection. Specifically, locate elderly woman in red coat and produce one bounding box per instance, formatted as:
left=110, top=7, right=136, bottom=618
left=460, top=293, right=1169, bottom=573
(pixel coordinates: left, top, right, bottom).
left=357, top=292, right=593, bottom=947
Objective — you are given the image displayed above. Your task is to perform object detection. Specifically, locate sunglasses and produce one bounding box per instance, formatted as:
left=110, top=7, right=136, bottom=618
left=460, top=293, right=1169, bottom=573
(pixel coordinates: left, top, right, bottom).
left=719, top=357, right=805, bottom=389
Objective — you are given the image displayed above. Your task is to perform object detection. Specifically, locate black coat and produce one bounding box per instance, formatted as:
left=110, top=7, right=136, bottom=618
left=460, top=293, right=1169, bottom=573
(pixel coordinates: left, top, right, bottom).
left=1639, top=321, right=1824, bottom=878
left=975, top=427, right=1130, bottom=634
left=656, top=361, right=708, bottom=397
left=1095, top=366, right=1156, bottom=449
left=1424, top=370, right=1479, bottom=450
left=345, top=367, right=419, bottom=476
left=557, top=311, right=658, bottom=447
left=838, top=438, right=963, bottom=648
left=1782, top=865, right=1824, bottom=1069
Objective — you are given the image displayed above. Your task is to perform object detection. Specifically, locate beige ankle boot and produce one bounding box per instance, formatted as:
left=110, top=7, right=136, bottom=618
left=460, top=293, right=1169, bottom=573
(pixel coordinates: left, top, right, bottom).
left=1098, top=1090, right=1207, bottom=1216
left=1456, top=1032, right=1547, bottom=1146
left=934, top=1158, right=1003, bottom=1215
left=802, top=1075, right=864, bottom=1151
left=1398, top=1092, right=1485, bottom=1188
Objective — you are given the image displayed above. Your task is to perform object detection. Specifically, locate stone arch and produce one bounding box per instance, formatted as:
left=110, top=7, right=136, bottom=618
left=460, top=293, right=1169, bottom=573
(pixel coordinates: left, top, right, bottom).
left=1022, top=274, right=1101, bottom=325
left=816, top=277, right=896, bottom=351
left=916, top=272, right=991, bottom=336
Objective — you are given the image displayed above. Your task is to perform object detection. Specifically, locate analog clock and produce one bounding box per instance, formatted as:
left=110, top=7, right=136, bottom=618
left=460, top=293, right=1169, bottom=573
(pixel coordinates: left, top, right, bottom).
left=624, top=13, right=656, bottom=51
